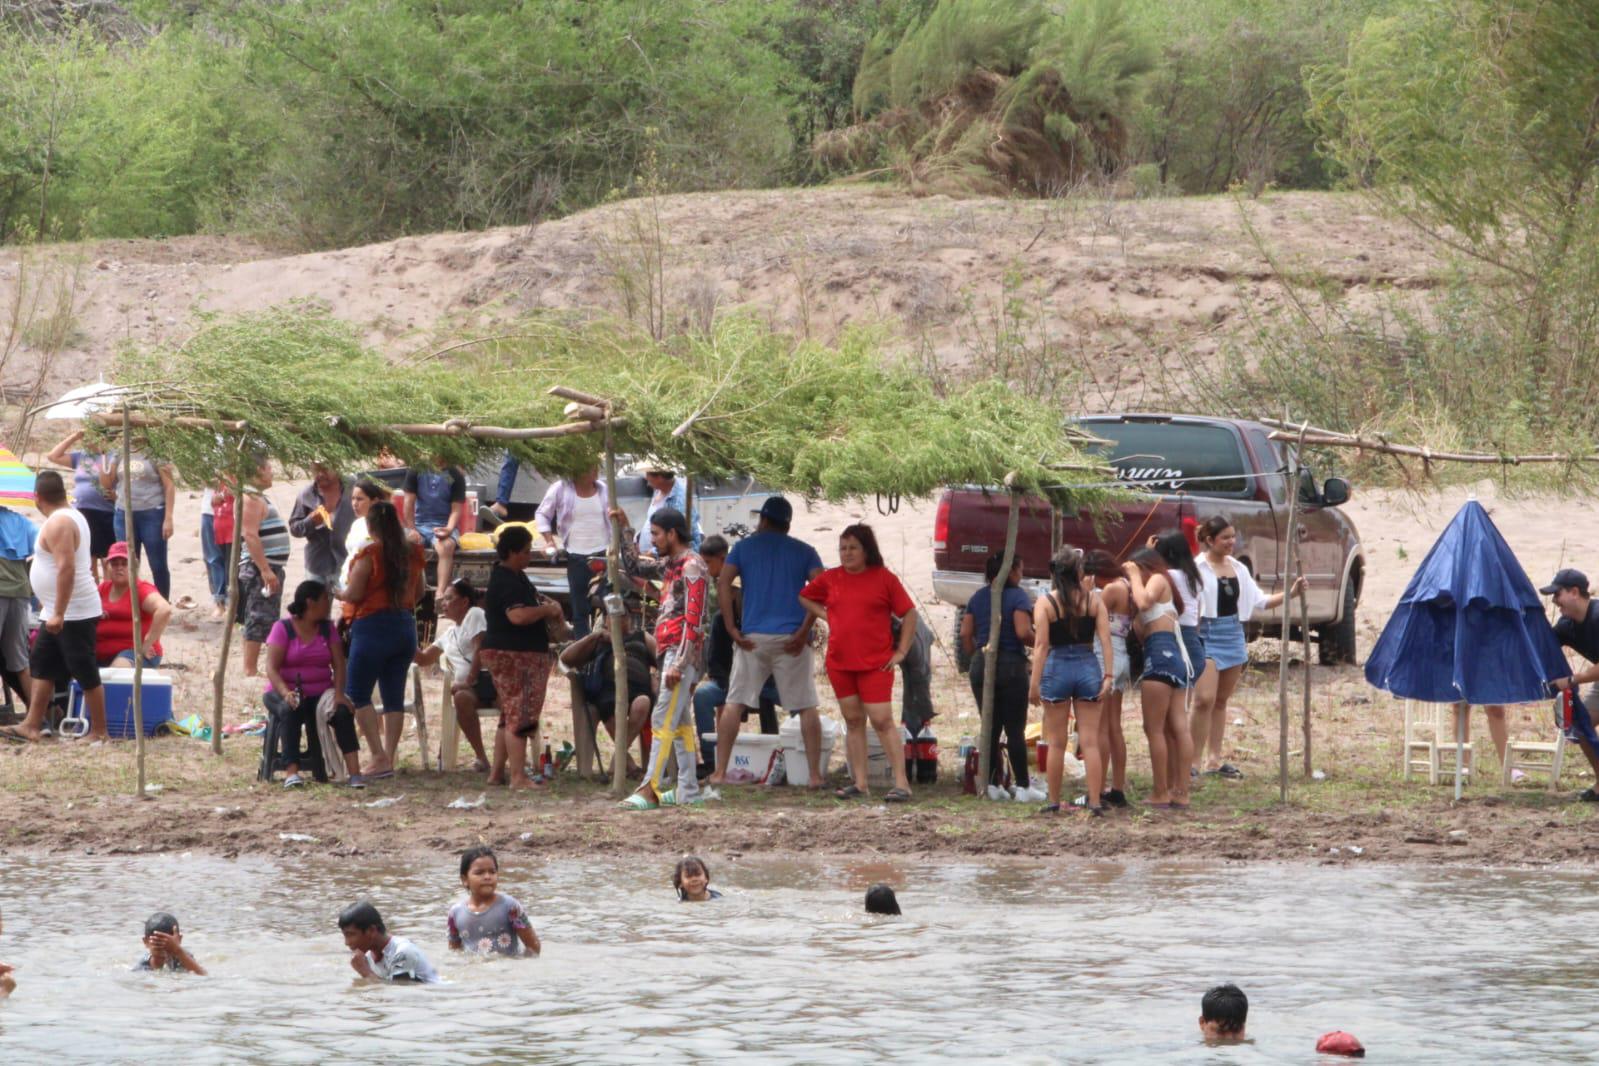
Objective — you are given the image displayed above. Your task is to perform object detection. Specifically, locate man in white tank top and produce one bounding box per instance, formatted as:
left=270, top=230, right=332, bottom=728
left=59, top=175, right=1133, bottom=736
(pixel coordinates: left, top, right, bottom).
left=4, top=471, right=106, bottom=741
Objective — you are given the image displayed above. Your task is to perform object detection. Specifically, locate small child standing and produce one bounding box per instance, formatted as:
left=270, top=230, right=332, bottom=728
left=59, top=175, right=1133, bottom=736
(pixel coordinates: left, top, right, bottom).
left=673, top=856, right=720, bottom=902
left=339, top=901, right=438, bottom=983
left=134, top=912, right=207, bottom=975
left=447, top=846, right=541, bottom=956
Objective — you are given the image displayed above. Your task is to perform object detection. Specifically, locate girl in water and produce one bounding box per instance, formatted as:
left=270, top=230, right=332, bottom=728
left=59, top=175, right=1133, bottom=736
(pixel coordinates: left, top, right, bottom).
left=674, top=856, right=721, bottom=901
left=447, top=846, right=541, bottom=956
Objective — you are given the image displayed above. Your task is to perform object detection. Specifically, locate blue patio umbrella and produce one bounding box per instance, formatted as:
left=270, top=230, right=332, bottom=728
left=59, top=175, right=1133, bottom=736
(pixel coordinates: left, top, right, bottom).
left=1365, top=499, right=1569, bottom=797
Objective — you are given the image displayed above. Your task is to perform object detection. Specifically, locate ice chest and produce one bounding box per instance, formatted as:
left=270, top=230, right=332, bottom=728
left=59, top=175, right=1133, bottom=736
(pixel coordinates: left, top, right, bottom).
left=704, top=732, right=782, bottom=782
left=848, top=728, right=896, bottom=789
left=778, top=734, right=836, bottom=787
left=70, top=667, right=174, bottom=738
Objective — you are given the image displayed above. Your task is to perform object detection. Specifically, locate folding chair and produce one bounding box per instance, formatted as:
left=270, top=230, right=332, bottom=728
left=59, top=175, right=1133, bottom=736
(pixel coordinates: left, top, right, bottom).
left=1402, top=700, right=1474, bottom=785
left=437, top=663, right=498, bottom=771
left=1502, top=697, right=1568, bottom=790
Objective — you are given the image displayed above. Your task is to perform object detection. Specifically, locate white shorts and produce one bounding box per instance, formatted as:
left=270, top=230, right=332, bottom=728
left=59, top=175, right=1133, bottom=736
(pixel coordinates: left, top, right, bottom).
left=727, top=632, right=819, bottom=711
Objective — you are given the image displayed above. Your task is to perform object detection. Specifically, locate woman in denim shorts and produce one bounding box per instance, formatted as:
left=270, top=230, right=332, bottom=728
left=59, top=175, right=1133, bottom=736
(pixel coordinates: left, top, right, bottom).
left=1028, top=548, right=1113, bottom=816
left=1085, top=551, right=1134, bottom=808
left=1124, top=547, right=1195, bottom=809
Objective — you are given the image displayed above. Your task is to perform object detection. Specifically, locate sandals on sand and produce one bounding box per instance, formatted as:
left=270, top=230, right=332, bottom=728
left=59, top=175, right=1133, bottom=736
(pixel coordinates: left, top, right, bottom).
left=619, top=792, right=658, bottom=811
left=883, top=787, right=912, bottom=803
left=0, top=726, right=35, bottom=743
left=835, top=784, right=866, bottom=800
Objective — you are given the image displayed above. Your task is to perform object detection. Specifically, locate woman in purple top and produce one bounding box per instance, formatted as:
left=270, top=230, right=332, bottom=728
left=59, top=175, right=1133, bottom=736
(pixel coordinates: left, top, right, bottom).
left=43, top=429, right=116, bottom=580
left=265, top=579, right=363, bottom=788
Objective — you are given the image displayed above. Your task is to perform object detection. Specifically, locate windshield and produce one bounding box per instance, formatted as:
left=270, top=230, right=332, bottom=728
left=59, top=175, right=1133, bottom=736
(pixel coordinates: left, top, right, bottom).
left=1080, top=420, right=1250, bottom=495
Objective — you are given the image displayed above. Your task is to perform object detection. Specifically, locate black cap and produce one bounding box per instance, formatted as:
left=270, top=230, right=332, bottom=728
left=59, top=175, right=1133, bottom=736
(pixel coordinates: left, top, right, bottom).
left=754, top=496, right=793, bottom=525
left=1540, top=568, right=1589, bottom=595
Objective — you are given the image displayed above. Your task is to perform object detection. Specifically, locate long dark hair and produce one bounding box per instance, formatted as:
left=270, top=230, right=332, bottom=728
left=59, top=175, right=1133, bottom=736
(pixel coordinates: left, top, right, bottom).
left=366, top=500, right=409, bottom=602
left=840, top=524, right=884, bottom=568
left=287, top=579, right=328, bottom=619
left=1129, top=547, right=1183, bottom=614
left=1153, top=530, right=1201, bottom=596
left=1049, top=546, right=1088, bottom=619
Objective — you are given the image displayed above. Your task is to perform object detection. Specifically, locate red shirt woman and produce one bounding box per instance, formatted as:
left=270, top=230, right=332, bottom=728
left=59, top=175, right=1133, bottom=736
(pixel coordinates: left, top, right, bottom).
left=799, top=523, right=918, bottom=803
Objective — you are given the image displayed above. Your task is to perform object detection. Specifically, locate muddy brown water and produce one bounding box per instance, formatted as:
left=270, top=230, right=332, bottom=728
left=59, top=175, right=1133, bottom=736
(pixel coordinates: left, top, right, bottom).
left=0, top=854, right=1594, bottom=1062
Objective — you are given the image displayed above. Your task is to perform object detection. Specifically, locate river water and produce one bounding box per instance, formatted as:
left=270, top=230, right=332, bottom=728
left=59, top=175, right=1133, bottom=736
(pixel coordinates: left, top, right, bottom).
left=0, top=853, right=1595, bottom=1063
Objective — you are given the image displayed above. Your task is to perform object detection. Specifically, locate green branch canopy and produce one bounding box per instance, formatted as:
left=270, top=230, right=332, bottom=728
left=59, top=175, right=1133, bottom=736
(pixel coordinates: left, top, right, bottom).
left=107, top=304, right=1116, bottom=507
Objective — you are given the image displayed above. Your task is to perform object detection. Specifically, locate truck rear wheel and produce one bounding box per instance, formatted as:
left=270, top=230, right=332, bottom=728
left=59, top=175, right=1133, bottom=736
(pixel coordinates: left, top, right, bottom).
left=1318, top=574, right=1359, bottom=665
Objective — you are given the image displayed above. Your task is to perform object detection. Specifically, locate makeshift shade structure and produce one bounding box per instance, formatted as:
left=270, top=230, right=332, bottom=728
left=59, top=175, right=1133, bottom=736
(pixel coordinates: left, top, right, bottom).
left=0, top=447, right=36, bottom=509
left=1364, top=499, right=1569, bottom=799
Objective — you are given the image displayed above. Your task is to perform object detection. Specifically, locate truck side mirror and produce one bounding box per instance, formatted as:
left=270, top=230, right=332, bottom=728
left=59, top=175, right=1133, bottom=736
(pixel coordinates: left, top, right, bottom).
left=1320, top=477, right=1350, bottom=506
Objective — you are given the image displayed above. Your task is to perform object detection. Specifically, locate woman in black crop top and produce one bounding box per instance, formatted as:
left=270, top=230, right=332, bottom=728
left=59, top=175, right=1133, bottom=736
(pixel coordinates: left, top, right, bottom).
left=1028, top=548, right=1114, bottom=815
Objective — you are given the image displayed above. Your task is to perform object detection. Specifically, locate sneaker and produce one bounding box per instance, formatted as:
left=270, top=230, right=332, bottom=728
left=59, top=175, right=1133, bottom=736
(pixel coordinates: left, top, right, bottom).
left=986, top=784, right=1011, bottom=802
left=1101, top=789, right=1130, bottom=809
left=283, top=774, right=305, bottom=789
left=346, top=774, right=367, bottom=789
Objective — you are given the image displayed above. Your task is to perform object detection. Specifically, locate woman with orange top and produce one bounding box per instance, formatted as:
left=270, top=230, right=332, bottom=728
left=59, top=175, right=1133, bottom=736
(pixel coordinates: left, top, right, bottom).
left=338, top=500, right=424, bottom=778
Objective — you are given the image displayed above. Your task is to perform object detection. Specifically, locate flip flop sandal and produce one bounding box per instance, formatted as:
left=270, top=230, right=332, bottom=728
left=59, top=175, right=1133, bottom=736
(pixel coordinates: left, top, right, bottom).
left=0, top=726, right=32, bottom=743
left=835, top=784, right=866, bottom=800
left=882, top=788, right=912, bottom=803
left=173, top=595, right=198, bottom=610
left=1218, top=764, right=1244, bottom=779
left=658, top=788, right=678, bottom=806
left=619, top=792, right=658, bottom=811
left=366, top=769, right=396, bottom=780
left=1037, top=803, right=1062, bottom=816
left=1579, top=788, right=1599, bottom=803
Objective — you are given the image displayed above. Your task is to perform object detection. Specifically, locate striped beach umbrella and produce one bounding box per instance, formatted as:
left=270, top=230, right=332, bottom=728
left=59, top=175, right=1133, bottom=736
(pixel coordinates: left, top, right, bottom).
left=0, top=446, right=36, bottom=509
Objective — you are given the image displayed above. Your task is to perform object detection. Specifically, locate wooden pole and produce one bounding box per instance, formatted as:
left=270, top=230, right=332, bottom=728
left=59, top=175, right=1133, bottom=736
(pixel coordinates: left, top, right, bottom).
left=604, top=419, right=632, bottom=797
left=211, top=443, right=246, bottom=755
left=122, top=407, right=147, bottom=796
left=1300, top=583, right=1312, bottom=778
left=978, top=475, right=1019, bottom=790
left=1276, top=430, right=1305, bottom=803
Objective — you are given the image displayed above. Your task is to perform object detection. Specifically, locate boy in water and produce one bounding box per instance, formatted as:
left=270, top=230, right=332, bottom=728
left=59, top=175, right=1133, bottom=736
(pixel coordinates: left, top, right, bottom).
left=134, top=912, right=206, bottom=974
left=865, top=884, right=901, bottom=915
left=340, top=901, right=438, bottom=983
left=1, top=909, right=15, bottom=997
left=1199, top=983, right=1248, bottom=1041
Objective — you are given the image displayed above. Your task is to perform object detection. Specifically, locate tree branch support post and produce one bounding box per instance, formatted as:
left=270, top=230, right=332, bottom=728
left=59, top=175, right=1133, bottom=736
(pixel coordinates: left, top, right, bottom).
left=123, top=406, right=146, bottom=796
left=1300, top=583, right=1312, bottom=778
left=211, top=440, right=247, bottom=755
left=1276, top=426, right=1306, bottom=803
left=978, top=474, right=1020, bottom=790
left=604, top=416, right=632, bottom=797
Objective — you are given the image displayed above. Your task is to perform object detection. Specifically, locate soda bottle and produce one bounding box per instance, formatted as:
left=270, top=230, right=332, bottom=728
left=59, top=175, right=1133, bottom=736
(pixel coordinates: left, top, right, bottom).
left=962, top=747, right=979, bottom=795
left=541, top=742, right=553, bottom=778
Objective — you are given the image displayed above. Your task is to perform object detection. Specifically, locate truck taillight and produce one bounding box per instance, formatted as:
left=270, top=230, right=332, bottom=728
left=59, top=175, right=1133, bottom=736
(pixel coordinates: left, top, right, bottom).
left=934, top=493, right=950, bottom=551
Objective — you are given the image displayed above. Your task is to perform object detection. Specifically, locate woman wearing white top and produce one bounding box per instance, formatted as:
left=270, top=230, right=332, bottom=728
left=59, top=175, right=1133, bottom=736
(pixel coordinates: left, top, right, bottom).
left=414, top=578, right=492, bottom=773
left=1191, top=516, right=1305, bottom=779
left=339, top=479, right=390, bottom=597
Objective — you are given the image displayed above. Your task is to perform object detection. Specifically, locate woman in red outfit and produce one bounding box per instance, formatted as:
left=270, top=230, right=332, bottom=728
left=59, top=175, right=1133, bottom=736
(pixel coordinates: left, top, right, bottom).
left=799, top=524, right=918, bottom=802
left=96, top=541, right=172, bottom=668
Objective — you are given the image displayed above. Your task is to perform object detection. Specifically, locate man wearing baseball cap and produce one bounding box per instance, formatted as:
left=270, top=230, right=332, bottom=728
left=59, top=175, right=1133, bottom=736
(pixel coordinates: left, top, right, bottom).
left=1541, top=569, right=1599, bottom=800
left=709, top=496, right=827, bottom=787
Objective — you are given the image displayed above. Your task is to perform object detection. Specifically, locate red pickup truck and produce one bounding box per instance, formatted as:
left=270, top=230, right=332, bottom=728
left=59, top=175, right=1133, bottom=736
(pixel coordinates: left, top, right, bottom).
left=933, top=413, right=1364, bottom=664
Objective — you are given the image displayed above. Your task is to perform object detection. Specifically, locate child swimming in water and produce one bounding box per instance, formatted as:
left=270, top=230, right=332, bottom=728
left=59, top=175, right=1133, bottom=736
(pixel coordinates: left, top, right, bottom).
left=0, top=909, right=14, bottom=997
left=673, top=856, right=720, bottom=901
left=865, top=884, right=901, bottom=915
left=340, top=901, right=438, bottom=983
left=447, top=846, right=541, bottom=956
left=1200, top=983, right=1248, bottom=1042
left=134, top=912, right=206, bottom=975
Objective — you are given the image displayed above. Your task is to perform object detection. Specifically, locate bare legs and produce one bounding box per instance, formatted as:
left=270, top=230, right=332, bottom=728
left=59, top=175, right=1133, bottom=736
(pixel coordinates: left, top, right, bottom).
left=1097, top=690, right=1127, bottom=794
left=1190, top=661, right=1243, bottom=773
left=839, top=694, right=910, bottom=794
left=451, top=689, right=490, bottom=768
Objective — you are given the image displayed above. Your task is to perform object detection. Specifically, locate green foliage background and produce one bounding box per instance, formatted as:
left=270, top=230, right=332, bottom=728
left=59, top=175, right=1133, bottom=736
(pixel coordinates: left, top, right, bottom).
left=2, top=0, right=1392, bottom=246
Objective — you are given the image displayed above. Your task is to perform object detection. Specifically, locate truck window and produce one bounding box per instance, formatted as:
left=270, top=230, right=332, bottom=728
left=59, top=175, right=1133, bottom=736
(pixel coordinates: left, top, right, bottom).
left=1079, top=421, right=1251, bottom=496
left=1245, top=428, right=1288, bottom=505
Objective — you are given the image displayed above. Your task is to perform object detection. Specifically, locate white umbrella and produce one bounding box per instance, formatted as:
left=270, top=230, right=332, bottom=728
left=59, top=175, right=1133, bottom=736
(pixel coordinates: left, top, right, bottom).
left=43, top=379, right=128, bottom=420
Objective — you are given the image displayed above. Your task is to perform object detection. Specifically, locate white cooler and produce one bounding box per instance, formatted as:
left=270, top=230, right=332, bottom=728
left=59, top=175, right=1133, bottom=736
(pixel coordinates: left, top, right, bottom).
left=704, top=732, right=782, bottom=783
left=777, top=714, right=840, bottom=787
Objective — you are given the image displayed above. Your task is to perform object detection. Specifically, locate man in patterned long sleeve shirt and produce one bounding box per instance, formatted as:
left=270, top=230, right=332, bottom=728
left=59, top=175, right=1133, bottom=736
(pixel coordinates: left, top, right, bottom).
left=619, top=507, right=708, bottom=808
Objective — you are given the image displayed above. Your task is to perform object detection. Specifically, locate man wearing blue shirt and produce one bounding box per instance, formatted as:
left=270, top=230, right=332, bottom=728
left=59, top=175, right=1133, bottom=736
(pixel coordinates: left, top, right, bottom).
left=709, top=497, right=825, bottom=787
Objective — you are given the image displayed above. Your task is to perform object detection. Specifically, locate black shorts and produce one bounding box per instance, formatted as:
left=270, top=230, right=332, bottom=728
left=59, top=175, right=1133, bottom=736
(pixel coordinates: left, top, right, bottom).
left=593, top=683, right=653, bottom=720
left=473, top=668, right=497, bottom=707
left=30, top=617, right=102, bottom=691
left=82, top=509, right=117, bottom=559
